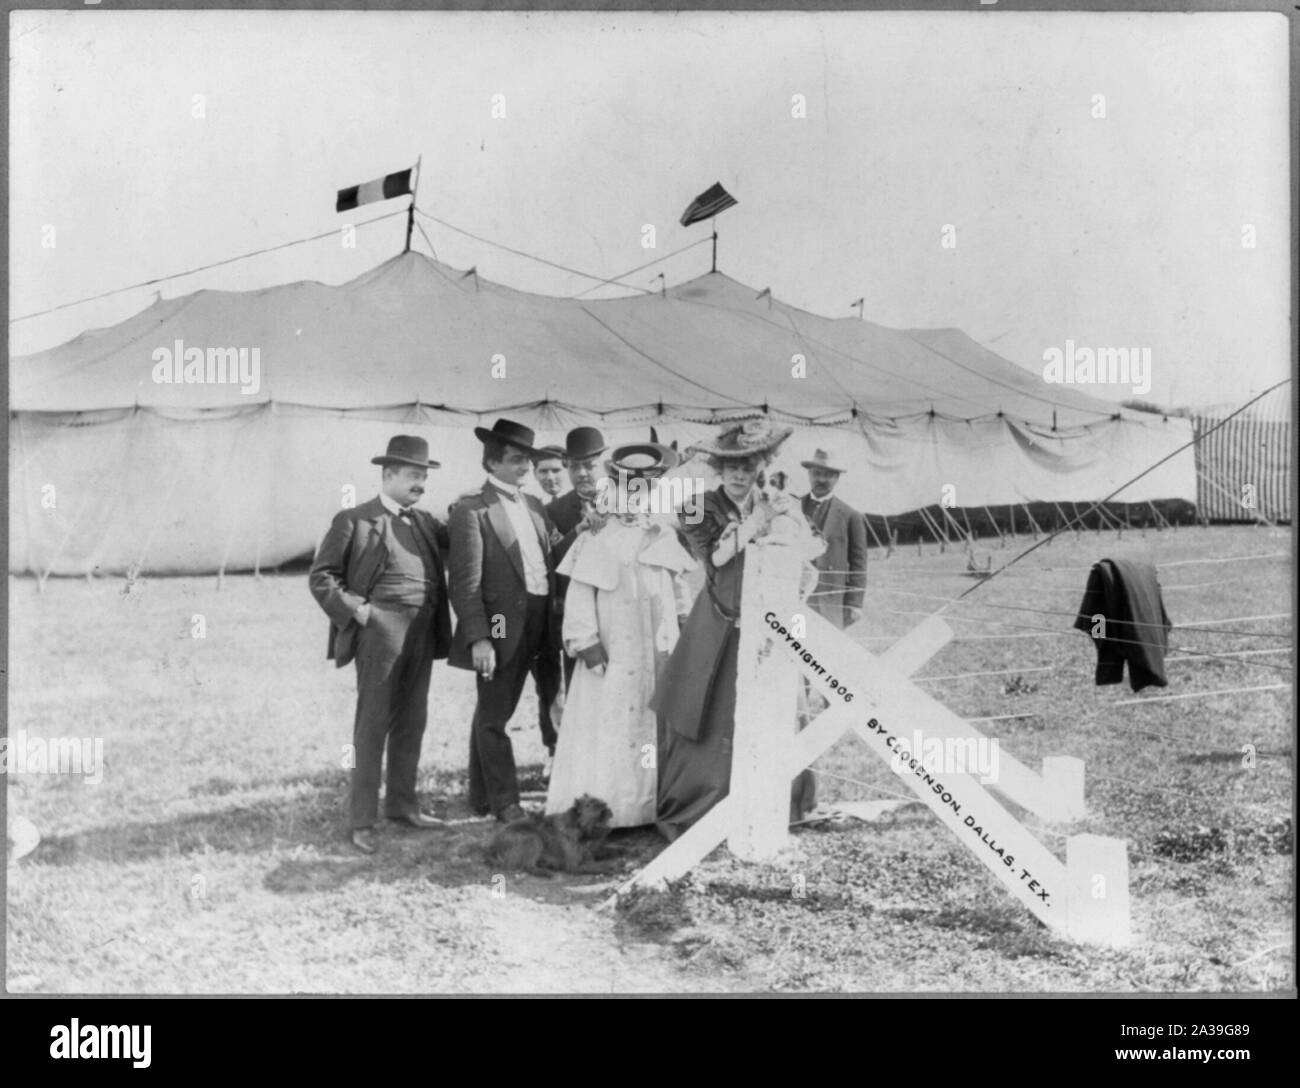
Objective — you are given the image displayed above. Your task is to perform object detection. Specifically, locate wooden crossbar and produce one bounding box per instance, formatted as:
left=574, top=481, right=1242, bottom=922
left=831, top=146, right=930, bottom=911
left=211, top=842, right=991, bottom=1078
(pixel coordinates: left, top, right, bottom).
left=612, top=543, right=1129, bottom=946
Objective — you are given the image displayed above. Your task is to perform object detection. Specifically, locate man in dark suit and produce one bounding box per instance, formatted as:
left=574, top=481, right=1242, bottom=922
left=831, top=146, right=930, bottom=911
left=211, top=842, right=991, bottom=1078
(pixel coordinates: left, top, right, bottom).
left=546, top=426, right=608, bottom=688
left=527, top=444, right=568, bottom=758
left=792, top=449, right=868, bottom=824
left=449, top=418, right=561, bottom=822
left=309, top=435, right=453, bottom=854
left=800, top=449, right=868, bottom=630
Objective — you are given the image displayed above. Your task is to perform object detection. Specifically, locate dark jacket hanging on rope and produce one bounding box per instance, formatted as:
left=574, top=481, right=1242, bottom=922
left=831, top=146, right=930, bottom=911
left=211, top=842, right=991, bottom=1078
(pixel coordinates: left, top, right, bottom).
left=1073, top=558, right=1172, bottom=692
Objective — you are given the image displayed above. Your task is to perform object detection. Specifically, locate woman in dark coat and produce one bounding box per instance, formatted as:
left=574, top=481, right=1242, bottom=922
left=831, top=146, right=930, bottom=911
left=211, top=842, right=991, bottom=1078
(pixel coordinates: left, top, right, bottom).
left=650, top=419, right=795, bottom=842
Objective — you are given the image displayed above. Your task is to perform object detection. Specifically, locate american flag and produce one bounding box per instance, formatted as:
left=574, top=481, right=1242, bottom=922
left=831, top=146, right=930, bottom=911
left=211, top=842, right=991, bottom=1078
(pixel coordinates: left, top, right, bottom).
left=679, top=182, right=737, bottom=227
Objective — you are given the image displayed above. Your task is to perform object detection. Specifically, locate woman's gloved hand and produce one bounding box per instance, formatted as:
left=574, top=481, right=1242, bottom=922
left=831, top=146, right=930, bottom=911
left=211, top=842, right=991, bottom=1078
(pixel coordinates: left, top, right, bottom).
left=575, top=642, right=609, bottom=671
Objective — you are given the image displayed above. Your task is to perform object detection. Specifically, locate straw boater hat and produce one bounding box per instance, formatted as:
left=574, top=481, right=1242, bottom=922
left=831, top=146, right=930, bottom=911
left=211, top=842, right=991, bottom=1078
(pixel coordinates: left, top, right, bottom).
left=607, top=428, right=678, bottom=480
left=371, top=435, right=441, bottom=469
left=472, top=418, right=538, bottom=454
left=799, top=448, right=846, bottom=474
left=687, top=418, right=794, bottom=460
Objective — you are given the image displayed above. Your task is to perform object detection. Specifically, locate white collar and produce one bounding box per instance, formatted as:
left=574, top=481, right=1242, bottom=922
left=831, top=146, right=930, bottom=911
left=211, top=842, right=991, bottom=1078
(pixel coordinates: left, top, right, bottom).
left=380, top=492, right=413, bottom=516
left=806, top=492, right=832, bottom=504
left=488, top=475, right=521, bottom=499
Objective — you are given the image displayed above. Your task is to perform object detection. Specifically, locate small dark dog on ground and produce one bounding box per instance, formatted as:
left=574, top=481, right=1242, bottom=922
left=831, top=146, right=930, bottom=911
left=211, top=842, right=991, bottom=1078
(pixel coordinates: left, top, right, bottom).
left=486, top=795, right=622, bottom=877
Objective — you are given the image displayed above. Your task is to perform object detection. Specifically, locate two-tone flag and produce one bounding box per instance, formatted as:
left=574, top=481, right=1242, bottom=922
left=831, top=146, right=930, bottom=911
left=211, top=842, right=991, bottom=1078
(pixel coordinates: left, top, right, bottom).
left=336, top=167, right=414, bottom=213
left=679, top=182, right=737, bottom=227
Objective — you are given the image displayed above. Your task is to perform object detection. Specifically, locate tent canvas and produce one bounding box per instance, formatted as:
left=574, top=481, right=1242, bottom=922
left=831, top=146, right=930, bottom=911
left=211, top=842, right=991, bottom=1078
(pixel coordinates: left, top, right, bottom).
left=9, top=252, right=1196, bottom=575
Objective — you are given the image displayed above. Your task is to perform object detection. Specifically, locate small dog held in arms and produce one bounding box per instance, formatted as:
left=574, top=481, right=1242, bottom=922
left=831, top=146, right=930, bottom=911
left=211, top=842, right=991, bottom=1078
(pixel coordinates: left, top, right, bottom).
left=486, top=795, right=620, bottom=877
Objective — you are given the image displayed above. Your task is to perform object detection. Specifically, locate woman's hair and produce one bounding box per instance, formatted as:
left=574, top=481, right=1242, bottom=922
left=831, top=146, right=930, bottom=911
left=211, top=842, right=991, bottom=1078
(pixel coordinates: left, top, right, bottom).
left=706, top=451, right=770, bottom=475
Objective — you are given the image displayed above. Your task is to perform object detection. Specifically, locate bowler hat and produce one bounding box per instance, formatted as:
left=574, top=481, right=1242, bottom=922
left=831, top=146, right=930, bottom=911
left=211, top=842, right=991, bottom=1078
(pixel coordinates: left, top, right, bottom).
left=564, top=426, right=608, bottom=461
left=371, top=434, right=441, bottom=469
left=799, top=448, right=846, bottom=474
left=473, top=418, right=538, bottom=454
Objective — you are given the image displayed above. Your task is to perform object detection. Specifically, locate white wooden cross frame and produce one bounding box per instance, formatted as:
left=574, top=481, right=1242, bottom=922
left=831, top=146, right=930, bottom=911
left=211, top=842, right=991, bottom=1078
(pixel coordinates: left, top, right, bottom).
left=617, top=542, right=1132, bottom=948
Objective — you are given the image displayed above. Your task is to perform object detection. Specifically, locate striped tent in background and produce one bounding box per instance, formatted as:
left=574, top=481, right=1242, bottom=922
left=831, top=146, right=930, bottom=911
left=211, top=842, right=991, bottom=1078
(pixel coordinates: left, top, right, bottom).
left=1193, top=385, right=1293, bottom=524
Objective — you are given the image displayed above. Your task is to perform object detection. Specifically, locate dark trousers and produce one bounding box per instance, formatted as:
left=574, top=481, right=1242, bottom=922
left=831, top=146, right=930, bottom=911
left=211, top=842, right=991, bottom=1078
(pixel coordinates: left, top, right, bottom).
left=530, top=648, right=561, bottom=750
left=468, top=594, right=549, bottom=817
left=350, top=600, right=435, bottom=830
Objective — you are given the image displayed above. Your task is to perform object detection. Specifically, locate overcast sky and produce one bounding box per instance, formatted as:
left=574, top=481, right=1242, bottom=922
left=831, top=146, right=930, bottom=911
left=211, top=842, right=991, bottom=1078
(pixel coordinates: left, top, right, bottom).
left=9, top=9, right=1290, bottom=410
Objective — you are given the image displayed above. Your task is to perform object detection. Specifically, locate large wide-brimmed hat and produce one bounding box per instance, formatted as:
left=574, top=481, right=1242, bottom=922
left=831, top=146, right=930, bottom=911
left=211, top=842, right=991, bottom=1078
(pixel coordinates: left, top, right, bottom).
left=687, top=418, right=793, bottom=460
left=564, top=426, right=608, bottom=461
left=530, top=444, right=568, bottom=465
left=371, top=434, right=441, bottom=469
left=799, top=448, right=846, bottom=474
left=473, top=418, right=538, bottom=454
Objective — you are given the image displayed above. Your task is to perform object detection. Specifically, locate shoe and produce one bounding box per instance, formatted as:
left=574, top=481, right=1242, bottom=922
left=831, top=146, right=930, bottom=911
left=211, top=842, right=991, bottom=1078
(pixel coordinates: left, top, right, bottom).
left=351, top=829, right=377, bottom=854
left=497, top=804, right=528, bottom=823
left=388, top=811, right=448, bottom=830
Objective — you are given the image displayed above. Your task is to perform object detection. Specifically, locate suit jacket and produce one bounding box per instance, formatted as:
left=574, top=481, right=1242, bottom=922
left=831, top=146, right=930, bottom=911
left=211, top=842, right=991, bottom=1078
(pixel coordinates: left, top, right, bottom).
left=1072, top=557, right=1171, bottom=692
left=448, top=482, right=559, bottom=672
left=308, top=496, right=452, bottom=668
left=547, top=488, right=589, bottom=623
left=549, top=489, right=587, bottom=567
left=802, top=493, right=868, bottom=628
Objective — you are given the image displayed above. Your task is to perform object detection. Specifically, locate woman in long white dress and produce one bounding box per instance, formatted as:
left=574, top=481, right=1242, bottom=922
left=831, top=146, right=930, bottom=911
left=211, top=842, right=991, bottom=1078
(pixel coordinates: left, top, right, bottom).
left=544, top=441, right=696, bottom=828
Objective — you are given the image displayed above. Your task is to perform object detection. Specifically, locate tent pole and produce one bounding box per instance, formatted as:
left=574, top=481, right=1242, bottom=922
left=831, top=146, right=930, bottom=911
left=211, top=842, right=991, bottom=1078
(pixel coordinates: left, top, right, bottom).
left=711, top=217, right=717, bottom=273
left=404, top=154, right=422, bottom=255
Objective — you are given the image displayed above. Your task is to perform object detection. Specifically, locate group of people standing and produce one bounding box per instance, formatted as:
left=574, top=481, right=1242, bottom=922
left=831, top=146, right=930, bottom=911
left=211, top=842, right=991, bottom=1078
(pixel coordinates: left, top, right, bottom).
left=309, top=416, right=867, bottom=855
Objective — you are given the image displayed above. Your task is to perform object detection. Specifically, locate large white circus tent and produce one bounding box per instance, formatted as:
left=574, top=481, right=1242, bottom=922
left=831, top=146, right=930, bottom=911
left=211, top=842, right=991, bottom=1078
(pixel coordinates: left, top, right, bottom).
left=9, top=245, right=1196, bottom=577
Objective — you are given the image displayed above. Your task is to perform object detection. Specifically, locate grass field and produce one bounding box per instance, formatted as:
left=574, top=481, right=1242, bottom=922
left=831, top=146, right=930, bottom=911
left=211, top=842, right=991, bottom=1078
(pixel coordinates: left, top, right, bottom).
left=5, top=525, right=1294, bottom=993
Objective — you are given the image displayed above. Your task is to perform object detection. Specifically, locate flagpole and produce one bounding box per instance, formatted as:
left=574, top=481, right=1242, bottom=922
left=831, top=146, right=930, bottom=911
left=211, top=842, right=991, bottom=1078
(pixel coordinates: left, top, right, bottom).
left=405, top=154, right=421, bottom=255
